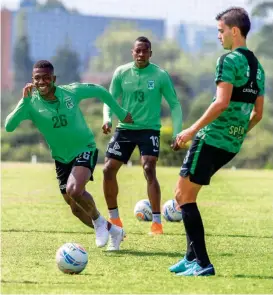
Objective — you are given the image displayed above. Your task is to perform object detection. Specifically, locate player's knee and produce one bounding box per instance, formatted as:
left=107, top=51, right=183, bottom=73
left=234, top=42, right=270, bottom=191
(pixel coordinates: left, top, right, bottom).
left=175, top=186, right=195, bottom=205
left=143, top=164, right=156, bottom=181
left=66, top=184, right=82, bottom=200
left=103, top=163, right=117, bottom=180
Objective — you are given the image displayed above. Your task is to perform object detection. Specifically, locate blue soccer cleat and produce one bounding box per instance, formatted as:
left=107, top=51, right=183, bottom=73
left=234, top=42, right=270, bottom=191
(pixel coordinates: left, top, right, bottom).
left=169, top=256, right=196, bottom=273
left=176, top=261, right=215, bottom=276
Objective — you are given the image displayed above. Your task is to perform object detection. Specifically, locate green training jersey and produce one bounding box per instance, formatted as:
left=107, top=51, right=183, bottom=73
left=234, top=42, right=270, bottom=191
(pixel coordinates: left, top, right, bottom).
left=5, top=83, right=128, bottom=163
left=103, top=62, right=183, bottom=137
left=197, top=47, right=265, bottom=153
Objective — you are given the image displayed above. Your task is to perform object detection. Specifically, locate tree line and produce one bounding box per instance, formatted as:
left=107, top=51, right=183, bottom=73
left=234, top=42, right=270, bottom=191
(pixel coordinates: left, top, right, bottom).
left=1, top=1, right=272, bottom=168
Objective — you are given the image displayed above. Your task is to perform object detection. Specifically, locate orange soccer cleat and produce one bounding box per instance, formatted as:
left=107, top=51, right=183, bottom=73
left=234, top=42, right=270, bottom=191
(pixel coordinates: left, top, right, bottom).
left=149, top=222, right=163, bottom=235
left=109, top=217, right=123, bottom=228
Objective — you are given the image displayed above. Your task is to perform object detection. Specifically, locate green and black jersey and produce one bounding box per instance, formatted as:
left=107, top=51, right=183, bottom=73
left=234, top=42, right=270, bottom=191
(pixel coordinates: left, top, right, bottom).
left=197, top=47, right=265, bottom=153
left=5, top=83, right=128, bottom=163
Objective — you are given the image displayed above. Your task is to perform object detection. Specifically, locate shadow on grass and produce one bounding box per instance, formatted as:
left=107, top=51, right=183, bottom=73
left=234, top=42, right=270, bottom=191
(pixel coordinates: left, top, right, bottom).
left=1, top=280, right=39, bottom=285
left=218, top=253, right=234, bottom=257
left=102, top=249, right=181, bottom=257
left=1, top=276, right=103, bottom=285
left=1, top=228, right=272, bottom=240
left=3, top=273, right=273, bottom=284
left=233, top=274, right=273, bottom=280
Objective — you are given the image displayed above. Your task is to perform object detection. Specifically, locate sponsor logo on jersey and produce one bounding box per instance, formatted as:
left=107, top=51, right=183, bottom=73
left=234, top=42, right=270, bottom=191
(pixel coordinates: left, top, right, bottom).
left=64, top=97, right=74, bottom=109
left=147, top=80, right=155, bottom=90
left=242, top=88, right=258, bottom=95
left=242, top=79, right=258, bottom=95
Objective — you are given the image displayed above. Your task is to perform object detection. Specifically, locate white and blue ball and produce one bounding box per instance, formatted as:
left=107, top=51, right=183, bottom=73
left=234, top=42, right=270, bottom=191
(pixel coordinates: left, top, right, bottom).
left=162, top=199, right=183, bottom=222
left=134, top=199, right=152, bottom=221
left=56, top=243, right=88, bottom=274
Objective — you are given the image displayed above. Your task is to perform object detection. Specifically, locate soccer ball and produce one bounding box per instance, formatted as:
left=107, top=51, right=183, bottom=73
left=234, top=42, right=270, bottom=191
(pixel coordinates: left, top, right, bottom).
left=56, top=243, right=88, bottom=274
left=162, top=199, right=182, bottom=222
left=134, top=199, right=152, bottom=221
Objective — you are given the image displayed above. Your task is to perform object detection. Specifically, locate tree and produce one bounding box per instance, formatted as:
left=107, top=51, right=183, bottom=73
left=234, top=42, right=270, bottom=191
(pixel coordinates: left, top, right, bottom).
left=13, top=36, right=33, bottom=90
left=89, top=22, right=183, bottom=72
left=250, top=0, right=273, bottom=17
left=51, top=44, right=81, bottom=84
left=39, top=0, right=67, bottom=11
left=248, top=1, right=273, bottom=96
left=250, top=0, right=273, bottom=58
left=13, top=10, right=33, bottom=90
left=186, top=91, right=212, bottom=125
left=151, top=40, right=182, bottom=72
left=89, top=22, right=156, bottom=72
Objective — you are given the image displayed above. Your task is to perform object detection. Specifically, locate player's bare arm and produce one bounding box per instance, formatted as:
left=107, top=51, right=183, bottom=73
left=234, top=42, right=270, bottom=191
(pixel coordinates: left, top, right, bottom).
left=247, top=95, right=264, bottom=132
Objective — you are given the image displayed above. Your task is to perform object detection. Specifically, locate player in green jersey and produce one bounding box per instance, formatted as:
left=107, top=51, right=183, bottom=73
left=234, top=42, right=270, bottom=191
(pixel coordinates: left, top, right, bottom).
left=5, top=60, right=133, bottom=250
left=102, top=36, right=183, bottom=245
left=169, top=7, right=265, bottom=276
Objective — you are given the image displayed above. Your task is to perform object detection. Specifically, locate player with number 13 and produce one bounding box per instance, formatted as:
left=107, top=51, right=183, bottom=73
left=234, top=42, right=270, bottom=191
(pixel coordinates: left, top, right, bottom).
left=102, top=36, right=183, bottom=246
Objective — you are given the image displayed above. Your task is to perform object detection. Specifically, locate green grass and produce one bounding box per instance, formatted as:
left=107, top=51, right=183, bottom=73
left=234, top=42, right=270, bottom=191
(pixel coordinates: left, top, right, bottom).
left=1, top=163, right=273, bottom=294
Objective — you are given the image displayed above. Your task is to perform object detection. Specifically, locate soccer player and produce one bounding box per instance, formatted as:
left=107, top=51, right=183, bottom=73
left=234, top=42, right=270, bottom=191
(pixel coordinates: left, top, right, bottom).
left=5, top=60, right=133, bottom=250
left=102, top=36, right=183, bottom=246
left=169, top=7, right=265, bottom=276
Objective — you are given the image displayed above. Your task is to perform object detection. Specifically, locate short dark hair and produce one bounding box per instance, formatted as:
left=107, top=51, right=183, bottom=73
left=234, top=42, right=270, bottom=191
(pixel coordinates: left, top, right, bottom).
left=135, top=36, right=152, bottom=49
left=33, top=60, right=54, bottom=72
left=216, top=7, right=251, bottom=38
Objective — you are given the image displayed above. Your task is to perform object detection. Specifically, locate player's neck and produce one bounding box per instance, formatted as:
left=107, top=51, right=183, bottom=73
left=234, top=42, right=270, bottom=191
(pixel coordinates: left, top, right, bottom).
left=231, top=39, right=247, bottom=51
left=134, top=62, right=150, bottom=69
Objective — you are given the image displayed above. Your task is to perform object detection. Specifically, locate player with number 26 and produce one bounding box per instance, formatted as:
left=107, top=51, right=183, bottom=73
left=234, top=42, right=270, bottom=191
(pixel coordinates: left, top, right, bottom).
left=5, top=60, right=133, bottom=251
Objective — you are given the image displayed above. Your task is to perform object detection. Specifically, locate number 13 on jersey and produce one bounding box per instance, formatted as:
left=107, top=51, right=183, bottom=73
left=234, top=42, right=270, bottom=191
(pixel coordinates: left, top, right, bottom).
left=134, top=91, right=145, bottom=102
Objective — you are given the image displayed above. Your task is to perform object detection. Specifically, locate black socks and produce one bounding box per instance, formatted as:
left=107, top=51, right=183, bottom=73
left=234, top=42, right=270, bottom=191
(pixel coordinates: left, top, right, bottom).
left=181, top=202, right=211, bottom=267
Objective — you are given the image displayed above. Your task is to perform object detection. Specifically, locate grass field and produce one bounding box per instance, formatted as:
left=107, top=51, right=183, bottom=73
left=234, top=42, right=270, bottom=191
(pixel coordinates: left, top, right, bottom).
left=1, top=162, right=273, bottom=294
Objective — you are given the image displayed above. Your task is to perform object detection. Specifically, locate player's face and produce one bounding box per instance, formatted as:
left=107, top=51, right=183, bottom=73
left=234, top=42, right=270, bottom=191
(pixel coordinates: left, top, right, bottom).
left=217, top=20, right=233, bottom=50
left=132, top=41, right=152, bottom=68
left=32, top=68, right=56, bottom=96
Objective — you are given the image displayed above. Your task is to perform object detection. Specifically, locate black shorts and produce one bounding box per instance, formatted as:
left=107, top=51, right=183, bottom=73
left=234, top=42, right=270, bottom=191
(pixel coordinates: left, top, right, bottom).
left=180, top=137, right=236, bottom=185
left=105, top=129, right=160, bottom=163
left=55, top=149, right=98, bottom=194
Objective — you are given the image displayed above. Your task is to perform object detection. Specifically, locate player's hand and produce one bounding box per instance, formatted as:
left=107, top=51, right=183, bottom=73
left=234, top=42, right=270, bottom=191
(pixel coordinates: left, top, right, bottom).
left=176, top=127, right=196, bottom=146
left=102, top=122, right=112, bottom=135
left=23, top=83, right=35, bottom=98
left=171, top=137, right=180, bottom=151
left=122, top=112, right=134, bottom=124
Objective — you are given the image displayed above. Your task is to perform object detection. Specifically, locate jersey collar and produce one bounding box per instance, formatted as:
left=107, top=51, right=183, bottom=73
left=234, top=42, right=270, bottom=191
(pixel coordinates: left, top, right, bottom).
left=37, top=86, right=60, bottom=103
left=133, top=62, right=151, bottom=71
left=234, top=46, right=248, bottom=51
